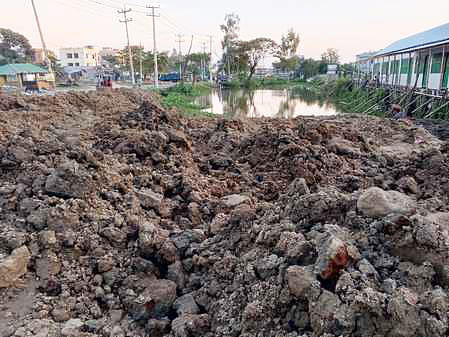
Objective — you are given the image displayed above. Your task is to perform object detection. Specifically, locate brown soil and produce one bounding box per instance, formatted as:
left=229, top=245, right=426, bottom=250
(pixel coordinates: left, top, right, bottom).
left=1, top=89, right=449, bottom=337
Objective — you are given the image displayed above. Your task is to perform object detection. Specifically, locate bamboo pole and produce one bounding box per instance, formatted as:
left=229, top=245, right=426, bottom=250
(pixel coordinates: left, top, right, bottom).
left=410, top=97, right=432, bottom=117
left=349, top=92, right=372, bottom=108
left=364, top=103, right=380, bottom=115
left=363, top=92, right=394, bottom=114
left=402, top=95, right=418, bottom=111
left=397, top=89, right=412, bottom=107
left=353, top=96, right=377, bottom=111
left=353, top=91, right=381, bottom=111
left=348, top=87, right=377, bottom=108
left=424, top=99, right=449, bottom=119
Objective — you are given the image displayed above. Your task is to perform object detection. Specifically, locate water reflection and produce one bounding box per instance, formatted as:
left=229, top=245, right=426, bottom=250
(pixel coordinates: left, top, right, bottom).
left=195, top=87, right=339, bottom=118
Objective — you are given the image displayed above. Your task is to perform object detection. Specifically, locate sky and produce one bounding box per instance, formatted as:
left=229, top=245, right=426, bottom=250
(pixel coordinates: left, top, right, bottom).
left=2, top=0, right=449, bottom=64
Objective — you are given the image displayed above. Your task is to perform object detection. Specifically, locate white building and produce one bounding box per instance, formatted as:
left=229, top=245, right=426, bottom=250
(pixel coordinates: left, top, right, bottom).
left=100, top=47, right=120, bottom=58
left=355, top=51, right=377, bottom=74
left=59, top=46, right=101, bottom=68
left=370, top=22, right=449, bottom=91
left=327, top=64, right=338, bottom=76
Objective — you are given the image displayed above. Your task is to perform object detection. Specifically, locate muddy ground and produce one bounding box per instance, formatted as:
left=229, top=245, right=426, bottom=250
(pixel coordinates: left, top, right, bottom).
left=1, top=89, right=449, bottom=337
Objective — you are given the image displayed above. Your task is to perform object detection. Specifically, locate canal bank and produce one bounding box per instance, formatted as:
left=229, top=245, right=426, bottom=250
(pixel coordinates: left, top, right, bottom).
left=303, top=77, right=449, bottom=120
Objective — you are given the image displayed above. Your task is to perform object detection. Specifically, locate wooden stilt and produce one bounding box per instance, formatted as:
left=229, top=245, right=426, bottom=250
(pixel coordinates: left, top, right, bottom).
left=363, top=92, right=394, bottom=114
left=410, top=97, right=432, bottom=116
left=425, top=99, right=449, bottom=119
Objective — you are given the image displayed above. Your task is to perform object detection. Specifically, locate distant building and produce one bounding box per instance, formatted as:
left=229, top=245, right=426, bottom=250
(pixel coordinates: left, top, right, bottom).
left=100, top=47, right=120, bottom=58
left=327, top=64, right=338, bottom=77
left=255, top=68, right=273, bottom=78
left=355, top=51, right=377, bottom=74
left=32, top=48, right=46, bottom=64
left=59, top=46, right=101, bottom=68
left=370, top=22, right=449, bottom=91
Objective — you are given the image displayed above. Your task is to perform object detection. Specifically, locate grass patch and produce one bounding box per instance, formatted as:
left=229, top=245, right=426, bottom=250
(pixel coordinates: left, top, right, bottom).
left=303, top=77, right=389, bottom=116
left=159, top=82, right=214, bottom=117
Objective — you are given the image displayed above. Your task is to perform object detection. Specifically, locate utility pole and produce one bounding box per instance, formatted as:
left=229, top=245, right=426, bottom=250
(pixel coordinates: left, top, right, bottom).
left=226, top=44, right=231, bottom=77
left=202, top=42, right=207, bottom=81
left=209, top=35, right=213, bottom=83
left=30, top=0, right=54, bottom=86
left=118, top=6, right=135, bottom=85
left=176, top=34, right=184, bottom=80
left=147, top=4, right=160, bottom=88
left=139, top=43, right=143, bottom=85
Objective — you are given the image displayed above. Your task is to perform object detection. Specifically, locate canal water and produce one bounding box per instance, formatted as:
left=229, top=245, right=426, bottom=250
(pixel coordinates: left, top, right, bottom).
left=195, top=87, right=340, bottom=118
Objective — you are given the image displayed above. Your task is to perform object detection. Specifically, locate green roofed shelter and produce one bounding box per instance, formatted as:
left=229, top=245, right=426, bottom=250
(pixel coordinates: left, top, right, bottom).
left=0, top=63, right=48, bottom=76
left=0, top=63, right=53, bottom=90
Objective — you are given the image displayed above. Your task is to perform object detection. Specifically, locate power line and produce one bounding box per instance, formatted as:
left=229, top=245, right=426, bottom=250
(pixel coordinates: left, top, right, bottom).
left=161, top=14, right=219, bottom=41
left=83, top=0, right=122, bottom=10
left=104, top=0, right=149, bottom=8
left=57, top=0, right=182, bottom=44
left=45, top=0, right=223, bottom=66
left=66, top=0, right=215, bottom=43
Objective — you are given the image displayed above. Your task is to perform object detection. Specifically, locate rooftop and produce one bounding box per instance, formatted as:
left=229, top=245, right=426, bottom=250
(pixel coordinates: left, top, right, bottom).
left=376, top=22, right=449, bottom=56
left=0, top=63, right=49, bottom=76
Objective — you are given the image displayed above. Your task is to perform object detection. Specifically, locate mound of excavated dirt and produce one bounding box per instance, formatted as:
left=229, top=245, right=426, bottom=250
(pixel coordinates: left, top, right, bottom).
left=1, top=89, right=449, bottom=337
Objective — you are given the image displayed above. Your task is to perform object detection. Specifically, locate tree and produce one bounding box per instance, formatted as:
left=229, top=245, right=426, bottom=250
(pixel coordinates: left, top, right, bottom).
left=273, top=29, right=300, bottom=72
left=299, top=58, right=327, bottom=79
left=142, top=51, right=169, bottom=78
left=278, top=29, right=300, bottom=59
left=273, top=55, right=302, bottom=73
left=321, top=48, right=340, bottom=65
left=0, top=28, right=33, bottom=64
left=46, top=50, right=59, bottom=70
left=238, top=38, right=277, bottom=81
left=116, top=46, right=170, bottom=79
left=220, top=13, right=240, bottom=75
left=186, top=53, right=210, bottom=75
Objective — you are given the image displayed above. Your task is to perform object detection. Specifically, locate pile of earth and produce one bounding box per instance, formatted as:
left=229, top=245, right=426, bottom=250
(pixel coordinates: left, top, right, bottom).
left=1, top=89, right=449, bottom=337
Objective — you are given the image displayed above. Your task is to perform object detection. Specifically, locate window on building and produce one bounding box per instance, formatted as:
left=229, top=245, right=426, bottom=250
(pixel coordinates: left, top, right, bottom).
left=74, top=53, right=79, bottom=58
left=75, top=63, right=80, bottom=67
left=382, top=62, right=389, bottom=75
left=431, top=54, right=443, bottom=73
left=415, top=58, right=420, bottom=74
left=391, top=60, right=398, bottom=74
left=68, top=63, right=74, bottom=66
left=418, top=59, right=425, bottom=73
left=67, top=53, right=73, bottom=58
left=400, top=58, right=409, bottom=74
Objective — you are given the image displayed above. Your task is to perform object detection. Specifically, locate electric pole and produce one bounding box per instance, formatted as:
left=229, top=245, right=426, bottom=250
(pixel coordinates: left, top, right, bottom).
left=209, top=35, right=213, bottom=83
left=176, top=34, right=184, bottom=80
left=139, top=43, right=143, bottom=85
left=30, top=0, right=54, bottom=86
left=202, top=42, right=207, bottom=80
left=118, top=6, right=135, bottom=85
left=147, top=4, right=160, bottom=88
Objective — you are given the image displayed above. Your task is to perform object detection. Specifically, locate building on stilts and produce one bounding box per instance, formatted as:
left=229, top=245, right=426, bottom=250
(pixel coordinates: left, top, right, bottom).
left=353, top=23, right=449, bottom=118
left=370, top=22, right=449, bottom=94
